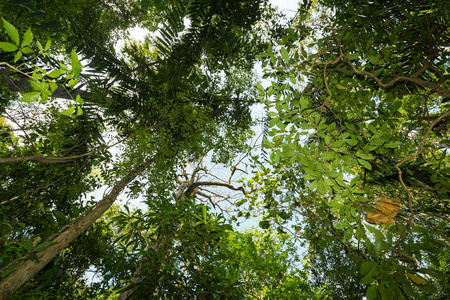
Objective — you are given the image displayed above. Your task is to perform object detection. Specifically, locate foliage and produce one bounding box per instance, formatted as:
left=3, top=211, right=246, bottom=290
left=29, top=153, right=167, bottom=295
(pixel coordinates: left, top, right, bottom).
left=244, top=0, right=450, bottom=299
left=0, top=0, right=271, bottom=299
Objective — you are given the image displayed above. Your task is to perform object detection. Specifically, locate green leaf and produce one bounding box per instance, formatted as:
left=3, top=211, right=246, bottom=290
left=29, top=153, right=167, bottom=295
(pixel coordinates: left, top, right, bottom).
left=418, top=268, right=445, bottom=280
left=356, top=151, right=374, bottom=160
left=320, top=151, right=335, bottom=161
left=13, top=50, right=22, bottom=62
left=300, top=97, right=309, bottom=110
left=333, top=221, right=349, bottom=230
left=389, top=101, right=402, bottom=114
left=366, top=285, right=377, bottom=300
left=47, top=69, right=65, bottom=78
left=360, top=261, right=377, bottom=275
left=50, top=82, right=58, bottom=92
left=77, top=107, right=83, bottom=116
left=385, top=141, right=401, bottom=148
left=62, top=106, right=75, bottom=115
left=21, top=28, right=33, bottom=46
left=21, top=92, right=40, bottom=103
left=262, top=138, right=274, bottom=149
left=358, top=159, right=372, bottom=170
left=71, top=50, right=81, bottom=77
left=349, top=53, right=359, bottom=60
left=259, top=220, right=270, bottom=229
left=21, top=237, right=33, bottom=252
left=256, top=82, right=265, bottom=96
left=53, top=211, right=65, bottom=222
left=407, top=273, right=427, bottom=285
left=345, top=138, right=358, bottom=146
left=34, top=241, right=56, bottom=252
left=22, top=46, right=33, bottom=54
left=378, top=284, right=388, bottom=300
left=0, top=42, right=18, bottom=52
left=76, top=94, right=83, bottom=105
left=280, top=47, right=289, bottom=64
left=45, top=39, right=51, bottom=51
left=2, top=18, right=19, bottom=45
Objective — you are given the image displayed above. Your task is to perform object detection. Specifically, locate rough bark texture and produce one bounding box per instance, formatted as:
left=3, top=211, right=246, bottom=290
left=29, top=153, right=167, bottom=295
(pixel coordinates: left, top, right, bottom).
left=0, top=157, right=155, bottom=300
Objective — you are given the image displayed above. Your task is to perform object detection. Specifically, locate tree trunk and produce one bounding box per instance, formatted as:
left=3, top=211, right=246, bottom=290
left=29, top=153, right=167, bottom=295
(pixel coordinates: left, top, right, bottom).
left=0, top=157, right=155, bottom=300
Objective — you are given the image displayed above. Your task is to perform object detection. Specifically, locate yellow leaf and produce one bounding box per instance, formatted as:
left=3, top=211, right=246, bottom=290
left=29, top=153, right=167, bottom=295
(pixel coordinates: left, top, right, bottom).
left=33, top=236, right=41, bottom=247
left=336, top=84, right=345, bottom=89
left=407, top=273, right=427, bottom=285
left=366, top=197, right=400, bottom=225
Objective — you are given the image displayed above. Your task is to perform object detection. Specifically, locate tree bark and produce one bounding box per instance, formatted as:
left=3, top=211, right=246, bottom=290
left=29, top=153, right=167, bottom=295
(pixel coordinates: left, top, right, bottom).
left=0, top=157, right=155, bottom=300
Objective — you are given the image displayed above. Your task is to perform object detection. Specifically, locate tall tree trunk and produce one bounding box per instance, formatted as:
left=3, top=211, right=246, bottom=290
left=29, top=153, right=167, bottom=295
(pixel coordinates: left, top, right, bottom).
left=0, top=157, right=155, bottom=300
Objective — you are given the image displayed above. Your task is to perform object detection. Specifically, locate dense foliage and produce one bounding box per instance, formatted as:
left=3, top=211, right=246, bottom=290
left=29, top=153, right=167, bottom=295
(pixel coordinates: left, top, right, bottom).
left=1, top=0, right=449, bottom=299
left=245, top=0, right=450, bottom=299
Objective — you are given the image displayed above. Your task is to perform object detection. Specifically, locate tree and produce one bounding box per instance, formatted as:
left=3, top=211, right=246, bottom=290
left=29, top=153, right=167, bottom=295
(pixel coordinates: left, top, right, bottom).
left=0, top=0, right=270, bottom=298
left=248, top=0, right=449, bottom=298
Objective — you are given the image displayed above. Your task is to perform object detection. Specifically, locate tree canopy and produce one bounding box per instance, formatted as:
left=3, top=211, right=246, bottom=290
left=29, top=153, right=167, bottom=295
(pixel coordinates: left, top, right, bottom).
left=1, top=0, right=449, bottom=299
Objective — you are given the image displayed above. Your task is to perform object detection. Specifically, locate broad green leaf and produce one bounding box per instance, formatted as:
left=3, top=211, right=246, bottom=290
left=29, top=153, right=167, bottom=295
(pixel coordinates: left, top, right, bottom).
left=320, top=151, right=335, bottom=161
left=300, top=97, right=309, bottom=110
left=0, top=42, right=18, bottom=52
left=21, top=92, right=40, bottom=103
left=259, top=220, right=270, bottom=229
left=345, top=138, right=358, bottom=146
left=71, top=49, right=81, bottom=77
left=385, top=141, right=401, bottom=148
left=53, top=211, right=65, bottom=222
left=256, top=82, right=265, bottom=96
left=77, top=107, right=83, bottom=116
left=62, top=105, right=75, bottom=115
left=262, top=138, right=274, bottom=149
left=418, top=268, right=445, bottom=280
left=317, top=179, right=326, bottom=194
left=45, top=39, right=51, bottom=51
left=22, top=46, right=33, bottom=54
left=13, top=50, right=22, bottom=62
left=356, top=151, right=374, bottom=160
left=365, top=223, right=385, bottom=241
left=2, top=18, right=19, bottom=45
left=406, top=273, right=427, bottom=285
left=366, top=285, right=377, bottom=300
left=349, top=53, right=359, bottom=60
left=280, top=47, right=289, bottom=64
left=360, top=261, right=377, bottom=275
left=21, top=28, right=33, bottom=46
left=21, top=237, right=33, bottom=252
left=47, top=69, right=65, bottom=78
left=50, top=82, right=58, bottom=92
left=378, top=284, right=388, bottom=300
left=358, top=159, right=372, bottom=170
left=389, top=101, right=402, bottom=114
left=333, top=221, right=349, bottom=230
